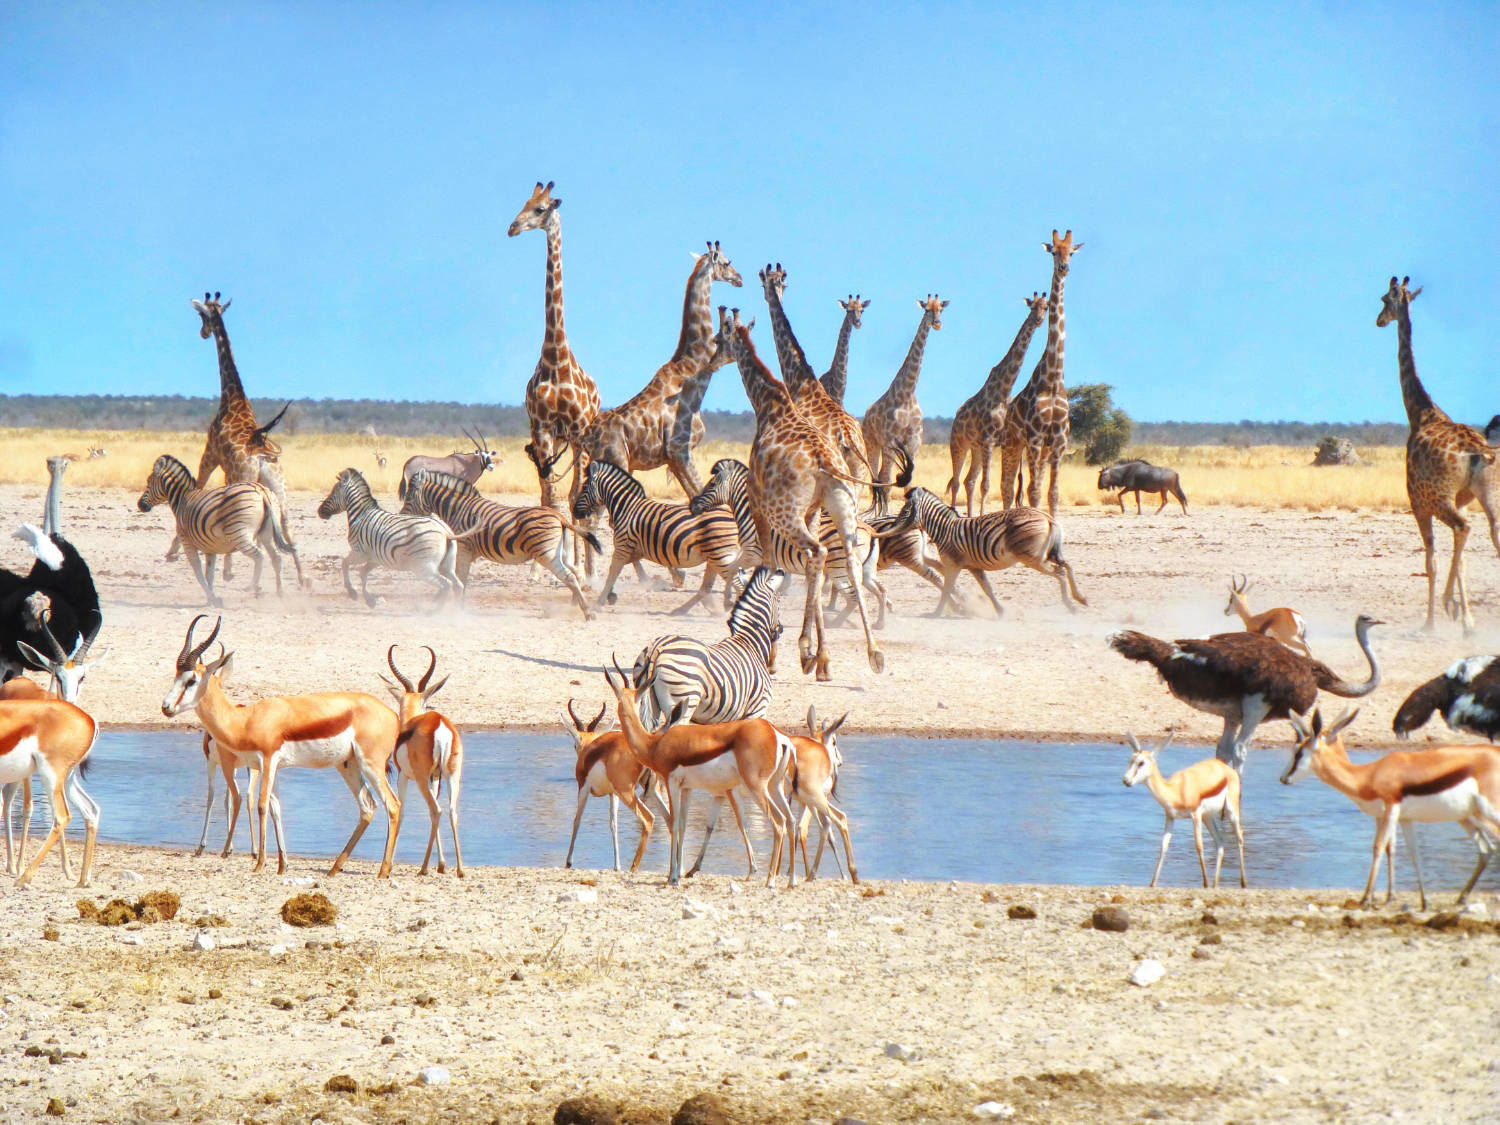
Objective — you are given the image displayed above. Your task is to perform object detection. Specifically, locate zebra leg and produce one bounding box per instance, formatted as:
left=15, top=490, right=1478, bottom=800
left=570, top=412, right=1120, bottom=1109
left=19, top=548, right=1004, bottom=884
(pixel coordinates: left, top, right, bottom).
left=341, top=552, right=360, bottom=600
left=359, top=560, right=380, bottom=608
left=544, top=545, right=593, bottom=620
left=930, top=566, right=962, bottom=617
left=185, top=547, right=223, bottom=607
left=244, top=544, right=267, bottom=598
left=599, top=550, right=630, bottom=606
left=970, top=569, right=1005, bottom=618
left=671, top=565, right=717, bottom=615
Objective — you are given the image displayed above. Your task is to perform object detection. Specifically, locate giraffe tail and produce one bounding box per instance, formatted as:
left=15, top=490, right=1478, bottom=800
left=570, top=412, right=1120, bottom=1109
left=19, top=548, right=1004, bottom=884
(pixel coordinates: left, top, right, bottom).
left=893, top=445, right=915, bottom=489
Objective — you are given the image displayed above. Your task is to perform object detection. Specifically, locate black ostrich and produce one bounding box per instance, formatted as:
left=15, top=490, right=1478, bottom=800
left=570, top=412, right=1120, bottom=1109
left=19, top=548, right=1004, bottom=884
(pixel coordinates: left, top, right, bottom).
left=1393, top=656, right=1500, bottom=742
left=1108, top=614, right=1383, bottom=770
left=0, top=525, right=102, bottom=682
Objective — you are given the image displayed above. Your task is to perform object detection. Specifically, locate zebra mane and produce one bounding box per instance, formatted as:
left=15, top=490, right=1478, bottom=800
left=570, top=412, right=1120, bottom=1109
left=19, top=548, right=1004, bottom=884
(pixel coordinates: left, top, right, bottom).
left=726, top=566, right=777, bottom=638
left=153, top=453, right=194, bottom=481
left=412, top=469, right=477, bottom=497
left=592, top=460, right=644, bottom=497
left=336, top=467, right=377, bottom=500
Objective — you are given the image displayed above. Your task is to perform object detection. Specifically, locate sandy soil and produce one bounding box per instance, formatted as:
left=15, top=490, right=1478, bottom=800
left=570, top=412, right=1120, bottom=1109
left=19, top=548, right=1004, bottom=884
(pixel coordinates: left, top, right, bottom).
left=3, top=484, right=1500, bottom=1123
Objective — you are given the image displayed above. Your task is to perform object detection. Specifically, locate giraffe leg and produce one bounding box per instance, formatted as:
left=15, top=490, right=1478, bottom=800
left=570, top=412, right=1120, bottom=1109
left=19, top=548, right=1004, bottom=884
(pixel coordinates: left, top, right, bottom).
left=822, top=484, right=884, bottom=675
left=1414, top=510, right=1439, bottom=631
left=1432, top=503, right=1472, bottom=630
left=973, top=446, right=990, bottom=517
left=1025, top=446, right=1043, bottom=510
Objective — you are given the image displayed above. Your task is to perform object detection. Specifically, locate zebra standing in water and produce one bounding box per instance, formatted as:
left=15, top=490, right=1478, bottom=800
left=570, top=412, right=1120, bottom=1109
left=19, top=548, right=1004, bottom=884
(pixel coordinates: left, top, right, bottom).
left=137, top=454, right=302, bottom=606
left=689, top=457, right=894, bottom=626
left=399, top=469, right=599, bottom=618
left=317, top=468, right=466, bottom=606
left=891, top=486, right=1088, bottom=616
left=572, top=459, right=742, bottom=614
left=630, top=565, right=787, bottom=876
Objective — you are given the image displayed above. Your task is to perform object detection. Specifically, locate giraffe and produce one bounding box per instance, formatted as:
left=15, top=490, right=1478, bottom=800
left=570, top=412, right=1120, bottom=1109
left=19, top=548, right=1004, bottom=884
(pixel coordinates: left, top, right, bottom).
left=999, top=230, right=1082, bottom=515
left=579, top=241, right=742, bottom=495
left=862, top=294, right=946, bottom=514
left=819, top=294, right=869, bottom=407
left=508, top=181, right=602, bottom=515
left=719, top=308, right=884, bottom=680
left=1378, top=276, right=1500, bottom=633
left=757, top=264, right=877, bottom=485
left=946, top=293, right=1048, bottom=515
left=175, top=293, right=294, bottom=576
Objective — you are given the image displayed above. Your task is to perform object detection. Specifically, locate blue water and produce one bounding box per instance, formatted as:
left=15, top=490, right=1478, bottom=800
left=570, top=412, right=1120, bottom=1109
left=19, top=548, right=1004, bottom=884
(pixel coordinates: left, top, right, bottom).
left=10, top=731, right=1496, bottom=894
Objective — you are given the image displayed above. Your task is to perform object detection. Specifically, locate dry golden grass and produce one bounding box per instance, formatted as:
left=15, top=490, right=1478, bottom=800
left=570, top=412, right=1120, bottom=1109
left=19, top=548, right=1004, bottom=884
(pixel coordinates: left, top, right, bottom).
left=0, top=427, right=1411, bottom=511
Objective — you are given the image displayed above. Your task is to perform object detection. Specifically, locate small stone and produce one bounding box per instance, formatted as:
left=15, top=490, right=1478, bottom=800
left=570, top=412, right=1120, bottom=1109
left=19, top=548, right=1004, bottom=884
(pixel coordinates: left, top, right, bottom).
left=884, top=1042, right=919, bottom=1062
left=119, top=934, right=142, bottom=946
left=1092, top=906, right=1130, bottom=932
left=682, top=899, right=719, bottom=921
left=1200, top=911, right=1218, bottom=925
left=208, top=989, right=223, bottom=1000
left=1460, top=901, right=1489, bottom=920
left=268, top=943, right=288, bottom=957
left=973, top=1102, right=1016, bottom=1119
left=749, top=989, right=774, bottom=1005
left=42, top=927, right=59, bottom=942
left=1199, top=932, right=1222, bottom=945
left=419, top=1065, right=450, bottom=1086
left=1007, top=905, right=1037, bottom=920
left=115, top=869, right=143, bottom=885
left=282, top=876, right=315, bottom=887
left=380, top=1034, right=396, bottom=1045
left=1191, top=947, right=1214, bottom=960
left=192, top=932, right=216, bottom=952
left=557, top=887, right=598, bottom=905
left=510, top=970, right=524, bottom=982
left=45, top=1097, right=66, bottom=1117
left=779, top=996, right=798, bottom=1008
left=1129, top=959, right=1166, bottom=987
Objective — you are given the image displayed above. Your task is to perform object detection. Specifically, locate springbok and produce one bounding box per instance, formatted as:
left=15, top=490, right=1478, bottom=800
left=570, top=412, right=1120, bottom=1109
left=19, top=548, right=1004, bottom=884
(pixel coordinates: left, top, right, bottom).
left=562, top=699, right=666, bottom=873
left=1122, top=733, right=1246, bottom=889
left=195, top=733, right=285, bottom=864
left=161, top=616, right=401, bottom=877
left=0, top=697, right=100, bottom=887
left=379, top=645, right=465, bottom=877
left=1224, top=574, right=1311, bottom=657
left=603, top=656, right=794, bottom=886
left=1283, top=707, right=1500, bottom=909
left=787, top=705, right=858, bottom=883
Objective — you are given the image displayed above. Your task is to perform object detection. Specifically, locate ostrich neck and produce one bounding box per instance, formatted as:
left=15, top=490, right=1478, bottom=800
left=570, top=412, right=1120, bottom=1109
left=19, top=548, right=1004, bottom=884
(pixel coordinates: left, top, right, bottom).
left=1321, top=624, right=1381, bottom=696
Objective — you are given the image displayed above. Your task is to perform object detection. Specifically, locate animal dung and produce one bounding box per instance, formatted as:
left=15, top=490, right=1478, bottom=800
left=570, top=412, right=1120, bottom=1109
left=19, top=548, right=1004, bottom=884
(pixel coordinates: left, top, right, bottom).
left=1091, top=906, right=1130, bottom=932
left=1007, top=904, right=1037, bottom=920
left=281, top=892, right=338, bottom=927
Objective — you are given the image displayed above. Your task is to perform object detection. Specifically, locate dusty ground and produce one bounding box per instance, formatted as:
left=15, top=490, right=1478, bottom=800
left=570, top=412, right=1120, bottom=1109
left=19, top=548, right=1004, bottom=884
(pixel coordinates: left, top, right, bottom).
left=4, top=482, right=1497, bottom=749
left=1, top=847, right=1496, bottom=1124
left=3, top=483, right=1500, bottom=1123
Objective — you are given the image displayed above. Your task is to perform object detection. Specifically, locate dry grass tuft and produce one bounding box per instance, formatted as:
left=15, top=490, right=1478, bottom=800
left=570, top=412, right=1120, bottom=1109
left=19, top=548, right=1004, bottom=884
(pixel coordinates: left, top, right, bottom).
left=281, top=892, right=337, bottom=927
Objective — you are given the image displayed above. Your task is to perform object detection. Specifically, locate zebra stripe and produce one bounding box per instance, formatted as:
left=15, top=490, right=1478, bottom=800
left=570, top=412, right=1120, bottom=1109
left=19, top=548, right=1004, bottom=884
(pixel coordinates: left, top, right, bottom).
left=573, top=459, right=742, bottom=613
left=137, top=454, right=301, bottom=602
left=399, top=469, right=597, bottom=617
left=317, top=468, right=464, bottom=605
left=631, top=566, right=786, bottom=727
left=896, top=486, right=1087, bottom=614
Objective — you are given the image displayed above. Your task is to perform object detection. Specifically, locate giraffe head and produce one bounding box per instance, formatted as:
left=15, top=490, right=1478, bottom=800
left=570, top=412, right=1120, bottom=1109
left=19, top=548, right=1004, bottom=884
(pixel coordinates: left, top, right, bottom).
left=508, top=181, right=560, bottom=237
left=917, top=293, right=948, bottom=330
left=1044, top=229, right=1083, bottom=276
left=694, top=240, right=743, bottom=288
left=1376, top=276, right=1422, bottom=328
left=759, top=263, right=788, bottom=304
left=839, top=294, right=870, bottom=328
left=1024, top=291, right=1048, bottom=324
left=191, top=291, right=231, bottom=339
left=716, top=306, right=756, bottom=360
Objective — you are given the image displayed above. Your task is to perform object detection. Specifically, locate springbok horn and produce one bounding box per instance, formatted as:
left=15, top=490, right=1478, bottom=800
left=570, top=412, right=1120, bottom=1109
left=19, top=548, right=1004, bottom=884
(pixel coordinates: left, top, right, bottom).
left=807, top=703, right=819, bottom=738
left=566, top=698, right=584, bottom=729
left=387, top=645, right=416, bottom=693
left=76, top=620, right=102, bottom=660
left=588, top=702, right=606, bottom=731
left=1126, top=731, right=1143, bottom=753
left=417, top=645, right=438, bottom=692
left=38, top=617, right=70, bottom=663
left=181, top=615, right=222, bottom=669
left=1157, top=732, right=1176, bottom=753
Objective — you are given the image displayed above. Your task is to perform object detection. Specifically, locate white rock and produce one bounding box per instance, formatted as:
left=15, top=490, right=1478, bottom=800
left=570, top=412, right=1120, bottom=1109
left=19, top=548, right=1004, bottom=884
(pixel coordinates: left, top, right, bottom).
left=868, top=915, right=903, bottom=926
left=974, top=1102, right=1016, bottom=1119
left=1128, top=959, right=1166, bottom=987
left=1461, top=901, right=1489, bottom=920
left=192, top=932, right=216, bottom=952
left=268, top=944, right=288, bottom=958
left=418, top=1066, right=450, bottom=1086
left=780, top=996, right=799, bottom=1009
left=728, top=882, right=743, bottom=896
left=682, top=899, right=719, bottom=921
left=116, top=869, right=143, bottom=885
left=119, top=934, right=142, bottom=946
left=780, top=922, right=803, bottom=933
left=749, top=989, right=775, bottom=1006
left=715, top=936, right=743, bottom=952
left=282, top=876, right=315, bottom=887
left=884, top=1042, right=919, bottom=1062
left=557, top=887, right=598, bottom=905
left=825, top=929, right=839, bottom=943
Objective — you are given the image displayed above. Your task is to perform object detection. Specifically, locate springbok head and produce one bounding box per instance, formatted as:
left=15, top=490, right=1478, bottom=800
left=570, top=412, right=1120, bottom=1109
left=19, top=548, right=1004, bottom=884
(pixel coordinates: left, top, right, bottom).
left=562, top=697, right=609, bottom=755
left=162, top=615, right=230, bottom=717
left=1282, top=708, right=1359, bottom=785
left=380, top=644, right=449, bottom=720
left=16, top=620, right=108, bottom=704
left=1122, top=731, right=1175, bottom=787
left=1224, top=574, right=1251, bottom=617
left=805, top=704, right=849, bottom=771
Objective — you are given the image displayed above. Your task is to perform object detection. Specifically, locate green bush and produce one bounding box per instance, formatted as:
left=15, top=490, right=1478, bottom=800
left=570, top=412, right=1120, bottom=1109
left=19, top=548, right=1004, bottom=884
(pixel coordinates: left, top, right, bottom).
left=1068, top=383, right=1134, bottom=465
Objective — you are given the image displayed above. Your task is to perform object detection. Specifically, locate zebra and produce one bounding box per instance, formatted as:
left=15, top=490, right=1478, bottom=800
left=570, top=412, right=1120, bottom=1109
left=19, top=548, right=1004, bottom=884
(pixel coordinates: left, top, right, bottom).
left=891, top=485, right=1087, bottom=617
left=688, top=457, right=892, bottom=627
left=317, top=468, right=467, bottom=607
left=572, top=459, right=742, bottom=615
left=398, top=469, right=600, bottom=617
left=137, top=454, right=301, bottom=606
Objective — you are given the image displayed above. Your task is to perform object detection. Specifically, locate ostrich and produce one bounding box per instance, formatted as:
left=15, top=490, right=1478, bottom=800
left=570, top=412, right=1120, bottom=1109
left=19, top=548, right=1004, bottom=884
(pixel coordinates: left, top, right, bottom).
left=1108, top=613, right=1383, bottom=770
left=1393, top=656, right=1500, bottom=743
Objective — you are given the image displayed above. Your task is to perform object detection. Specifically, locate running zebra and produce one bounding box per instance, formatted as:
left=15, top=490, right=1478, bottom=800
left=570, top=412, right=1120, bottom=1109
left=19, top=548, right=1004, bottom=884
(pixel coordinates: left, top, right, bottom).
left=688, top=457, right=891, bottom=627
left=630, top=565, right=786, bottom=727
left=137, top=454, right=302, bottom=606
left=317, top=468, right=466, bottom=606
left=572, top=459, right=742, bottom=614
left=399, top=469, right=599, bottom=618
left=892, top=485, right=1087, bottom=616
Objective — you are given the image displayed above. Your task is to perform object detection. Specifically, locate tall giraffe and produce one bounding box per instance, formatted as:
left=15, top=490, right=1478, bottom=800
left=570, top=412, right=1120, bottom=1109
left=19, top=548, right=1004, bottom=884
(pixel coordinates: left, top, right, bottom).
left=819, top=294, right=869, bottom=406
left=580, top=242, right=742, bottom=495
left=719, top=309, right=884, bottom=680
left=1379, top=276, right=1500, bottom=632
left=508, top=181, right=602, bottom=513
left=1000, top=230, right=1082, bottom=515
left=757, top=264, right=875, bottom=482
left=862, top=294, right=946, bottom=514
left=946, top=293, right=1047, bottom=515
left=175, top=293, right=294, bottom=571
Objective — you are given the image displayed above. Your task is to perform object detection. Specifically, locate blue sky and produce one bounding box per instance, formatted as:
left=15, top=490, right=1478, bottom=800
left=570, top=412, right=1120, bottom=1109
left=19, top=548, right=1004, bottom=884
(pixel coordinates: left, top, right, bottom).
left=1, top=2, right=1495, bottom=423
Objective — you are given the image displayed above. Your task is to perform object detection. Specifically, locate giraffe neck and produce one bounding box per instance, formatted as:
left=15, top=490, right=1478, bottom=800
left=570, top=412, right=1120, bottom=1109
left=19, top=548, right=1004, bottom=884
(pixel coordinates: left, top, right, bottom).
left=1042, top=263, right=1068, bottom=400
left=762, top=285, right=815, bottom=392
left=821, top=311, right=857, bottom=405
left=672, top=366, right=720, bottom=414
left=1394, top=303, right=1434, bottom=424
left=540, top=220, right=572, bottom=374
left=671, top=256, right=717, bottom=367
left=210, top=322, right=248, bottom=409
left=731, top=332, right=794, bottom=423
left=888, top=316, right=932, bottom=403
left=1011, top=354, right=1048, bottom=410
left=978, top=310, right=1046, bottom=405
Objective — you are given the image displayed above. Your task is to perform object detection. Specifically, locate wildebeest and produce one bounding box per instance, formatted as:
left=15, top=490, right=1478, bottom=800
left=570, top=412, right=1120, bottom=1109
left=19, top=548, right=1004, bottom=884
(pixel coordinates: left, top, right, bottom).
left=397, top=428, right=501, bottom=499
left=1097, top=459, right=1188, bottom=514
